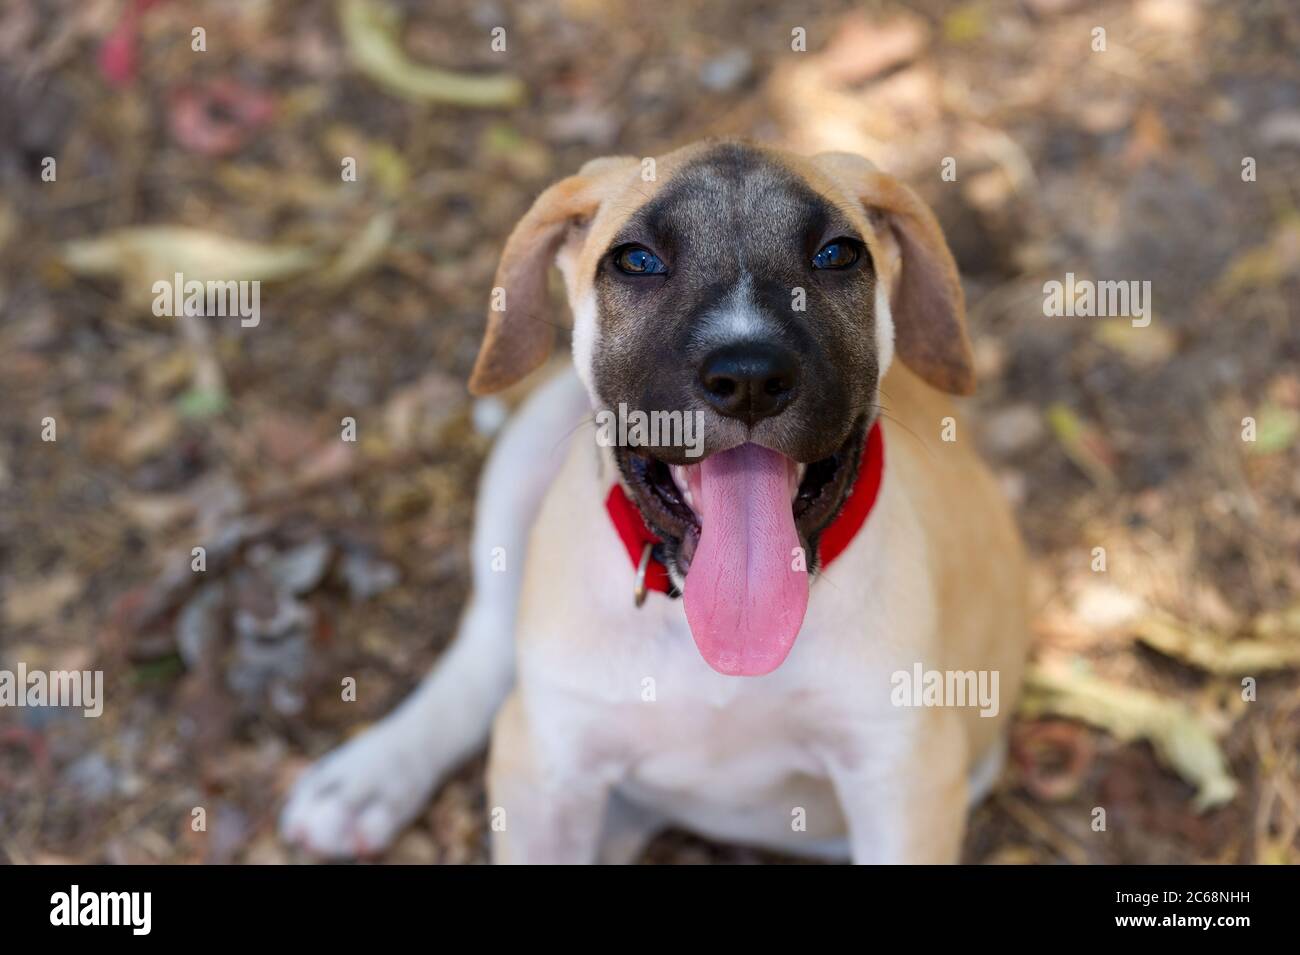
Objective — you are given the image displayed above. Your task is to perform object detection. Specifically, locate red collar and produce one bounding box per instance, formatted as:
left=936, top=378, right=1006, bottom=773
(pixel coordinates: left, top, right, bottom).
left=604, top=421, right=885, bottom=602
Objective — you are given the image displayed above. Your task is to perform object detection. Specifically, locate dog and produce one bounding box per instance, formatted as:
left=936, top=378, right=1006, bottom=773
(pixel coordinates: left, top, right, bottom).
left=280, top=140, right=1030, bottom=863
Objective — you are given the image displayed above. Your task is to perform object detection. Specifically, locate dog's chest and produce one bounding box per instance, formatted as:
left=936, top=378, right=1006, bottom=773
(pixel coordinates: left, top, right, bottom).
left=526, top=606, right=862, bottom=801
left=626, top=680, right=826, bottom=794
left=535, top=631, right=856, bottom=843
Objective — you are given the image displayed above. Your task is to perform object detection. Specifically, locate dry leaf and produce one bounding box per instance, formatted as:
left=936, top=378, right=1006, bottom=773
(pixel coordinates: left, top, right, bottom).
left=322, top=210, right=395, bottom=287
left=339, top=0, right=524, bottom=108
left=1252, top=602, right=1300, bottom=640
left=1216, top=220, right=1300, bottom=297
left=5, top=572, right=83, bottom=629
left=1020, top=663, right=1237, bottom=810
left=1135, top=611, right=1300, bottom=674
left=62, top=227, right=320, bottom=309
left=1045, top=403, right=1118, bottom=488
left=1093, top=316, right=1175, bottom=367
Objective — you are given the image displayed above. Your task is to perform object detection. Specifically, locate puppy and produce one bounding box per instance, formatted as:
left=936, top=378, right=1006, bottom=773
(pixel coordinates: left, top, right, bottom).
left=281, top=141, right=1030, bottom=863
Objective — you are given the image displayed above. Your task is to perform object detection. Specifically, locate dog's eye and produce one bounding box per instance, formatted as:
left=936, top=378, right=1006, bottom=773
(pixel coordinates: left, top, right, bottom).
left=812, top=240, right=860, bottom=270
left=614, top=245, right=668, bottom=275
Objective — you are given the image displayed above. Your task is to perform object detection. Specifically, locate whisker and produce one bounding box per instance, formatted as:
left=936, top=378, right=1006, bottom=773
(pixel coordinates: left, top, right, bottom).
left=550, top=414, right=597, bottom=457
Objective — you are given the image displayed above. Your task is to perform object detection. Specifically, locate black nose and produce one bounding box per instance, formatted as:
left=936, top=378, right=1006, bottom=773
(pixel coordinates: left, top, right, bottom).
left=698, top=342, right=800, bottom=425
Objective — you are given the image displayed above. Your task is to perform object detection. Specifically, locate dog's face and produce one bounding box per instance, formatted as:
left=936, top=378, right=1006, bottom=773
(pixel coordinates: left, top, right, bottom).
left=470, top=141, right=973, bottom=676
left=589, top=145, right=881, bottom=583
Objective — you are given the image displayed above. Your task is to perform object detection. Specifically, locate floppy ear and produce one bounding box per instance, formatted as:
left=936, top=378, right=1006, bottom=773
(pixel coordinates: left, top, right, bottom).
left=468, top=157, right=633, bottom=396
left=813, top=152, right=975, bottom=396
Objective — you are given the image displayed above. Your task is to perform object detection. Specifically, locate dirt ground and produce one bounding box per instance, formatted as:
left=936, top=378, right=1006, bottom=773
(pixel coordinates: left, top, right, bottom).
left=1, top=0, right=1298, bottom=864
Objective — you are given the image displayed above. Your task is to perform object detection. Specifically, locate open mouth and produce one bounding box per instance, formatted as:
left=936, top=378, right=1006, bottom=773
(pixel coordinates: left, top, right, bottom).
left=613, top=420, right=867, bottom=677
left=616, top=420, right=867, bottom=575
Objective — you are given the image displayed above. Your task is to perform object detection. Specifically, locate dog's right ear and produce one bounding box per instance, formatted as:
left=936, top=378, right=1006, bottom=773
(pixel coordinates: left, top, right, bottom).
left=468, top=157, right=635, bottom=396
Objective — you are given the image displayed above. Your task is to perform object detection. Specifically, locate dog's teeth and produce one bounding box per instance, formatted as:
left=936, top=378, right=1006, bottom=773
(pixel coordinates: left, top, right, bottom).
left=670, top=465, right=695, bottom=510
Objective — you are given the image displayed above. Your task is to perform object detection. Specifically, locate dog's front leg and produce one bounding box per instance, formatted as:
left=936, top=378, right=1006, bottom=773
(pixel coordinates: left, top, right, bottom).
left=823, top=710, right=969, bottom=864
left=487, top=690, right=614, bottom=864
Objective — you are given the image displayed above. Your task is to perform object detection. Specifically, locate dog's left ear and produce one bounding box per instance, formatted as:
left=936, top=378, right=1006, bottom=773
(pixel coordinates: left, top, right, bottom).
left=813, top=152, right=975, bottom=396
left=469, top=157, right=635, bottom=396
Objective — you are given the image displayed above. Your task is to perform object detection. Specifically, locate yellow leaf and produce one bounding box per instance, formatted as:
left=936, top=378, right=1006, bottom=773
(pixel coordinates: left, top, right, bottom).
left=339, top=0, right=524, bottom=108
left=1216, top=220, right=1300, bottom=296
left=1094, top=316, right=1175, bottom=366
left=1021, top=663, right=1237, bottom=811
left=1134, top=611, right=1300, bottom=674
left=62, top=227, right=320, bottom=309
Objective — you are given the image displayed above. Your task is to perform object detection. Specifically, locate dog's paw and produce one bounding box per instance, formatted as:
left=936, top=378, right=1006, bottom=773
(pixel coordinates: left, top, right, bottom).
left=280, top=727, right=436, bottom=859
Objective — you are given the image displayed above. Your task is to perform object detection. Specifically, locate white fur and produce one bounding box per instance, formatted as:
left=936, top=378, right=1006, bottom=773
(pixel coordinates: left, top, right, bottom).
left=568, top=290, right=600, bottom=399
left=873, top=279, right=895, bottom=378
left=698, top=275, right=765, bottom=344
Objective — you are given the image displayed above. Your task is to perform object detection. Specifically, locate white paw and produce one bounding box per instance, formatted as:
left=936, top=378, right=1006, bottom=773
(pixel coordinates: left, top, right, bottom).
left=280, top=723, right=438, bottom=859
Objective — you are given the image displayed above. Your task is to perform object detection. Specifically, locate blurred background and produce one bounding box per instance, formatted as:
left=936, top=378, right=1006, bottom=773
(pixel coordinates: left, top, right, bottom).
left=1, top=0, right=1298, bottom=864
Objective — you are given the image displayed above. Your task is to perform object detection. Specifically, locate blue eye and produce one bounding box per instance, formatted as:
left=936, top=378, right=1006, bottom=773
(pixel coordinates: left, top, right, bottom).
left=812, top=240, right=860, bottom=270
left=615, top=246, right=668, bottom=275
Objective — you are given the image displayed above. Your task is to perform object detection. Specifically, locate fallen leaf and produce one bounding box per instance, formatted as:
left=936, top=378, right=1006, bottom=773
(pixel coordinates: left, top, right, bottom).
left=1073, top=582, right=1146, bottom=630
left=1135, top=611, right=1300, bottom=674
left=119, top=408, right=180, bottom=465
left=1216, top=220, right=1300, bottom=297
left=119, top=491, right=195, bottom=531
left=1251, top=601, right=1300, bottom=640
left=4, top=572, right=83, bottom=629
left=815, top=13, right=928, bottom=86
left=62, top=227, right=321, bottom=310
left=1094, top=316, right=1176, bottom=367
left=943, top=3, right=988, bottom=43
left=176, top=387, right=230, bottom=420
left=322, top=209, right=395, bottom=287
left=369, top=143, right=409, bottom=198
left=1045, top=403, right=1118, bottom=488
left=339, top=0, right=524, bottom=108
left=383, top=372, right=465, bottom=450
left=1020, top=663, right=1237, bottom=810
left=1245, top=403, right=1299, bottom=455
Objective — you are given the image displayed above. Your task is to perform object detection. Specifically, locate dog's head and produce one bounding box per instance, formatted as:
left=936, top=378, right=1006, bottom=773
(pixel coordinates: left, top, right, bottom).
left=470, top=141, right=972, bottom=676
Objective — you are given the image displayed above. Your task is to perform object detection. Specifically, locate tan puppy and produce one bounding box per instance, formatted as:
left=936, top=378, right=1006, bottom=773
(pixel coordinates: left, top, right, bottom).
left=282, top=141, right=1030, bottom=863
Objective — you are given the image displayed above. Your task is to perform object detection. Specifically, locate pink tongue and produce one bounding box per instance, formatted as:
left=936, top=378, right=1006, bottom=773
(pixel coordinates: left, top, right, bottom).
left=683, top=444, right=809, bottom=676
